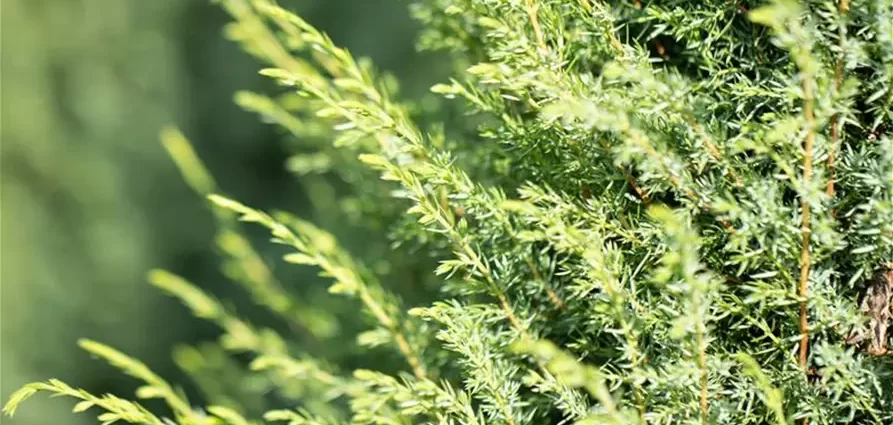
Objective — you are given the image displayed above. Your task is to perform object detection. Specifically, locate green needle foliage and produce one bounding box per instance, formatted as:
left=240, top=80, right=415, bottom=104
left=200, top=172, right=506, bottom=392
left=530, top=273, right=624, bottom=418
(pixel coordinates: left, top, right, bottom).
left=5, top=0, right=893, bottom=424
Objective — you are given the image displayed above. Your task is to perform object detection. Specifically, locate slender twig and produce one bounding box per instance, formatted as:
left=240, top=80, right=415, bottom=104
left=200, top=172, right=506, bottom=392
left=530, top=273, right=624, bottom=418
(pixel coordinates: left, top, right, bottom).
left=361, top=290, right=428, bottom=380
left=826, top=0, right=848, bottom=198
left=695, top=293, right=709, bottom=425
left=579, top=0, right=624, bottom=53
left=621, top=127, right=737, bottom=233
left=595, top=138, right=650, bottom=203
left=687, top=119, right=744, bottom=187
left=654, top=39, right=667, bottom=58
left=525, top=255, right=566, bottom=310
left=621, top=168, right=650, bottom=202
left=395, top=334, right=427, bottom=380
left=588, top=255, right=647, bottom=421
left=798, top=72, right=816, bottom=370
left=524, top=0, right=546, bottom=54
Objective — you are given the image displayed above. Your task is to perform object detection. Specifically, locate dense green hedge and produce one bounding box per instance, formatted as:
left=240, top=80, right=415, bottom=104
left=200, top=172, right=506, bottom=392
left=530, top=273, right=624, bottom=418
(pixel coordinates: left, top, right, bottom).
left=4, top=1, right=892, bottom=424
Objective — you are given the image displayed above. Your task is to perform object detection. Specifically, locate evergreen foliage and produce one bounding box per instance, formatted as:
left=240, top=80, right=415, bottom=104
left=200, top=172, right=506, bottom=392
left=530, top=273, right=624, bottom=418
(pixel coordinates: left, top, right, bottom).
left=5, top=0, right=892, bottom=424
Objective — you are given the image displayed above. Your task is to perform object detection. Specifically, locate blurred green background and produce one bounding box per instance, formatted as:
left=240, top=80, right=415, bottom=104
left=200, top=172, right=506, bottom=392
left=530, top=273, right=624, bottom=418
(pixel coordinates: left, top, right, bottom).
left=1, top=1, right=445, bottom=424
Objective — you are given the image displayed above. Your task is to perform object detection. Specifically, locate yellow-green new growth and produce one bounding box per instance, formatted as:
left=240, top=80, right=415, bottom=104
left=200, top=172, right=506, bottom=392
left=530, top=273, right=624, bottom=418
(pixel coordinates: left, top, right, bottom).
left=147, top=269, right=353, bottom=400
left=77, top=339, right=200, bottom=422
left=352, top=369, right=484, bottom=425
left=4, top=379, right=166, bottom=425
left=510, top=339, right=638, bottom=425
left=160, top=127, right=338, bottom=340
left=4, top=340, right=207, bottom=425
left=207, top=194, right=428, bottom=380
left=206, top=406, right=258, bottom=425
left=735, top=354, right=789, bottom=425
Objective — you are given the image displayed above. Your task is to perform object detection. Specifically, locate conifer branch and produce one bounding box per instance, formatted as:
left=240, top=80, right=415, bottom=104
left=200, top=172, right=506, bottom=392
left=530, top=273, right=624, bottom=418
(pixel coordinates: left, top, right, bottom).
left=220, top=3, right=588, bottom=413
left=207, top=196, right=429, bottom=380
left=206, top=406, right=255, bottom=425
left=798, top=74, right=815, bottom=369
left=687, top=119, right=743, bottom=188
left=506, top=186, right=648, bottom=420
left=826, top=0, right=848, bottom=198
left=148, top=270, right=354, bottom=395
left=413, top=302, right=528, bottom=425
left=523, top=0, right=546, bottom=54
left=736, top=354, right=788, bottom=425
left=525, top=255, right=565, bottom=311
left=439, top=2, right=737, bottom=232
left=353, top=370, right=484, bottom=425
left=76, top=339, right=201, bottom=422
left=161, top=127, right=334, bottom=340
left=511, top=340, right=628, bottom=423
left=621, top=168, right=650, bottom=202
left=696, top=294, right=709, bottom=425
left=749, top=2, right=820, bottom=382
left=3, top=380, right=166, bottom=425
left=264, top=409, right=337, bottom=425
left=650, top=206, right=716, bottom=425
left=615, top=123, right=735, bottom=234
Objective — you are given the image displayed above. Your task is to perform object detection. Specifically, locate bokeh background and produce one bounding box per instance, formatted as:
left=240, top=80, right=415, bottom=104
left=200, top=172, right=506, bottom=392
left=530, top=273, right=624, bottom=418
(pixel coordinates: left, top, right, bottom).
left=1, top=1, right=447, bottom=424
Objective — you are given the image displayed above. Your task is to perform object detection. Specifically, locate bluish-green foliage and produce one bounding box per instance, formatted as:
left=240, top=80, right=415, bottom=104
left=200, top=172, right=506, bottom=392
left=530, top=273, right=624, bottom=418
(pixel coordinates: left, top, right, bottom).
left=4, top=0, right=892, bottom=425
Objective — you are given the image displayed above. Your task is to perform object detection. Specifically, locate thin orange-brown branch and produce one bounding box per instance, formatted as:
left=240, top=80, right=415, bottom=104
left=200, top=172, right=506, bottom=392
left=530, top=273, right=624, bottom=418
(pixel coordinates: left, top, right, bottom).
left=697, top=318, right=709, bottom=425
left=826, top=0, right=848, bottom=198
left=524, top=0, right=546, bottom=54
left=798, top=74, right=816, bottom=369
left=525, top=256, right=566, bottom=310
